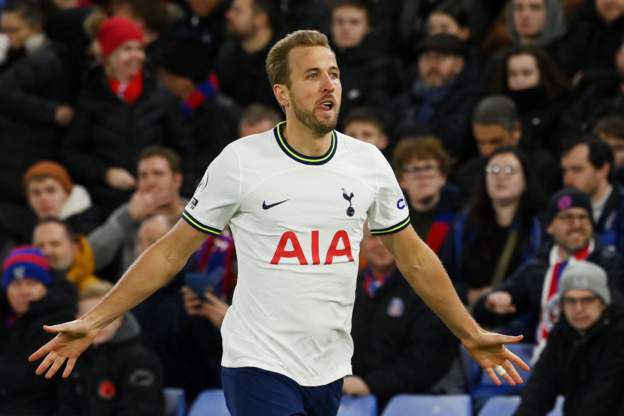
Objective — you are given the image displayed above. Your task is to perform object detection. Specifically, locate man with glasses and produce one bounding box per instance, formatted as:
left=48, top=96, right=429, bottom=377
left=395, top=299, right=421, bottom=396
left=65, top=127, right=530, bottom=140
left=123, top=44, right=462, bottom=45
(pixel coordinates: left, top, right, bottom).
left=516, top=261, right=624, bottom=415
left=473, top=188, right=624, bottom=357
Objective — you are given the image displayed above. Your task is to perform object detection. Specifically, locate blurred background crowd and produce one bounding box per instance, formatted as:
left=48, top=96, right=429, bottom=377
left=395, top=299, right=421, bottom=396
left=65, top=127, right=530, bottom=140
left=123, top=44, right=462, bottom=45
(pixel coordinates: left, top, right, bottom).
left=1, top=0, right=624, bottom=414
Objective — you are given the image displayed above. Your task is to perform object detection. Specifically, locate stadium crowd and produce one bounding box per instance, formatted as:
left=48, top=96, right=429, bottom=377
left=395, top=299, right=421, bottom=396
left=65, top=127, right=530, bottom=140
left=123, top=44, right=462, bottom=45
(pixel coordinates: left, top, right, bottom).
left=1, top=0, right=624, bottom=414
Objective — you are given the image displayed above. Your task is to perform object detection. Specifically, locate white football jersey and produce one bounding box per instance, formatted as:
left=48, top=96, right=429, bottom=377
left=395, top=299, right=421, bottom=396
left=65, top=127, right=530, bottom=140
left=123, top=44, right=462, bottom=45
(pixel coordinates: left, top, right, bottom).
left=183, top=122, right=409, bottom=386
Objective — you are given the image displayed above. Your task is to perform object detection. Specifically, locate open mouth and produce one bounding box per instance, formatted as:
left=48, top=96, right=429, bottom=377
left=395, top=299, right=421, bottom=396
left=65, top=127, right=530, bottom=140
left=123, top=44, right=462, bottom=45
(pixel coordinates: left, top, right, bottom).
left=318, top=98, right=335, bottom=111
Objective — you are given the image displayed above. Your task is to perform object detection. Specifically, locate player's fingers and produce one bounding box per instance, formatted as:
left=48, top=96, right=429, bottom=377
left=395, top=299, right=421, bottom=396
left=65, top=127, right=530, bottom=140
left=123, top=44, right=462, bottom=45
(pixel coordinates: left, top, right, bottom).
left=506, top=349, right=531, bottom=372
left=503, top=359, right=523, bottom=384
left=29, top=341, right=52, bottom=362
left=35, top=352, right=56, bottom=376
left=43, top=323, right=68, bottom=334
left=45, top=355, right=66, bottom=379
left=485, top=367, right=502, bottom=386
left=62, top=358, right=77, bottom=379
left=492, top=333, right=524, bottom=345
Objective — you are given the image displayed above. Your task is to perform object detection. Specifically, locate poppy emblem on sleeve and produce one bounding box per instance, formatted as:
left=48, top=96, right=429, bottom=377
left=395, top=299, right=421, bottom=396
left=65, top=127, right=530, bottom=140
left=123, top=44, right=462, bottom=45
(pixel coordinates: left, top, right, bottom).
left=98, top=380, right=117, bottom=400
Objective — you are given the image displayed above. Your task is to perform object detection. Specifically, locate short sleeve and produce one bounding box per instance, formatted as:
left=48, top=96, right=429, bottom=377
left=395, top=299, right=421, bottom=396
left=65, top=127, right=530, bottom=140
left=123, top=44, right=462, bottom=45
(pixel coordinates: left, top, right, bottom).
left=367, top=149, right=410, bottom=236
left=182, top=145, right=241, bottom=235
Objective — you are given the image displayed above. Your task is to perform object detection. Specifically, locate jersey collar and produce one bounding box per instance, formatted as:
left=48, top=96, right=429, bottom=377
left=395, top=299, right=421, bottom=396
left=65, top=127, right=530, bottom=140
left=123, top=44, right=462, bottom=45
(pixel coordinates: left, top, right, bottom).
left=273, top=121, right=337, bottom=165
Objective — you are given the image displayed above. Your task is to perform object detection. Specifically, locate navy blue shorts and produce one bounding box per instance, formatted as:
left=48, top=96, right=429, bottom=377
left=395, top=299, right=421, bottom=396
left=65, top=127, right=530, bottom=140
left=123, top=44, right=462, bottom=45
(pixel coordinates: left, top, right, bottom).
left=222, top=367, right=343, bottom=416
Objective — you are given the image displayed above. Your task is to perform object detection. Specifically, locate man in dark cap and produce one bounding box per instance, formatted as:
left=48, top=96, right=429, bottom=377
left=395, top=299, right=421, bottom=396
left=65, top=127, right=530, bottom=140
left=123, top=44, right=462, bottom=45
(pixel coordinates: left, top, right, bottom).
left=390, top=33, right=482, bottom=158
left=158, top=39, right=241, bottom=184
left=473, top=188, right=624, bottom=357
left=516, top=261, right=624, bottom=415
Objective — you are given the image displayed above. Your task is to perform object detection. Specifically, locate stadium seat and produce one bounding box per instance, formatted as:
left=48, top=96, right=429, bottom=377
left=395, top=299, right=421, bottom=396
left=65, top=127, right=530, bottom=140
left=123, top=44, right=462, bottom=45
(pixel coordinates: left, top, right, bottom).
left=163, top=388, right=186, bottom=416
left=338, top=395, right=377, bottom=416
left=382, top=394, right=471, bottom=416
left=479, top=395, right=521, bottom=416
left=189, top=389, right=230, bottom=416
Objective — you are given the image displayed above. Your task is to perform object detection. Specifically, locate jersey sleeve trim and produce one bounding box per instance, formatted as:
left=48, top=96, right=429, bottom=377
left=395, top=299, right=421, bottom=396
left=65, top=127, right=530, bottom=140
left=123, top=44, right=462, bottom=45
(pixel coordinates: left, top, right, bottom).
left=181, top=210, right=222, bottom=235
left=370, top=216, right=411, bottom=236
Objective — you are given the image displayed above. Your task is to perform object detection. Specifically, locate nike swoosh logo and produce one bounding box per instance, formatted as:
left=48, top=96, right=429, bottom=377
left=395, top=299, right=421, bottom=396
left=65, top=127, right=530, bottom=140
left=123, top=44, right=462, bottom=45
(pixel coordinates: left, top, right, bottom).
left=262, top=199, right=289, bottom=210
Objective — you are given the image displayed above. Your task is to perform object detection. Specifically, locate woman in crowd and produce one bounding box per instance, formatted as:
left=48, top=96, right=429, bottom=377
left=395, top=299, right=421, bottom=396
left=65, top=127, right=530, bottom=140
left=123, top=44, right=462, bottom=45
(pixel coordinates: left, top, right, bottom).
left=441, top=146, right=545, bottom=307
left=492, top=45, right=570, bottom=155
left=61, top=16, right=192, bottom=213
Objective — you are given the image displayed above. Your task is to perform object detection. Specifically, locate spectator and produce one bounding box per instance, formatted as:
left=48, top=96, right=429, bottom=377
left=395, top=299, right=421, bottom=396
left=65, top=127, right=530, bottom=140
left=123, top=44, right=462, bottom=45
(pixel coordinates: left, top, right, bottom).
left=559, top=0, right=624, bottom=76
left=492, top=45, right=571, bottom=154
left=505, top=0, right=566, bottom=48
left=238, top=103, right=282, bottom=137
left=441, top=147, right=545, bottom=307
left=329, top=0, right=402, bottom=126
left=168, top=0, right=228, bottom=60
left=473, top=188, right=624, bottom=353
left=453, top=95, right=560, bottom=196
left=343, top=107, right=390, bottom=155
left=561, top=137, right=624, bottom=254
left=24, top=161, right=101, bottom=235
left=426, top=0, right=471, bottom=41
left=594, top=115, right=624, bottom=184
left=88, top=146, right=186, bottom=277
left=216, top=0, right=281, bottom=108
left=33, top=218, right=103, bottom=293
left=348, top=229, right=458, bottom=408
left=0, top=247, right=77, bottom=415
left=516, top=261, right=624, bottom=415
left=57, top=281, right=165, bottom=415
left=61, top=15, right=193, bottom=212
left=158, top=38, right=240, bottom=181
left=392, top=137, right=461, bottom=254
left=0, top=0, right=73, bottom=204
left=391, top=33, right=482, bottom=158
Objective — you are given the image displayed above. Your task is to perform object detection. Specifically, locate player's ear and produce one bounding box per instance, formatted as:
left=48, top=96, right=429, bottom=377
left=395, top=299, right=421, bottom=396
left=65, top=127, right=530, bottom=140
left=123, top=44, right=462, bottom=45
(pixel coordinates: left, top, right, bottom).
left=274, top=84, right=289, bottom=108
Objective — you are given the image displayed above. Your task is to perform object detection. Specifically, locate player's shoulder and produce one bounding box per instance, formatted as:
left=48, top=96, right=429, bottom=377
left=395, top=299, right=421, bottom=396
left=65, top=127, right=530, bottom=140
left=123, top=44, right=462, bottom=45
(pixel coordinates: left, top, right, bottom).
left=220, top=127, right=277, bottom=157
left=336, top=131, right=387, bottom=163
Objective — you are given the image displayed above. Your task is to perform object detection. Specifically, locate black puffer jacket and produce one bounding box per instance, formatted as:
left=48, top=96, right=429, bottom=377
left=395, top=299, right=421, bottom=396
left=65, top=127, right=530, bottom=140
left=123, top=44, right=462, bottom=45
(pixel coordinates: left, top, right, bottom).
left=56, top=313, right=164, bottom=416
left=61, top=68, right=193, bottom=210
left=0, top=40, right=71, bottom=203
left=515, top=307, right=624, bottom=416
left=0, top=274, right=77, bottom=415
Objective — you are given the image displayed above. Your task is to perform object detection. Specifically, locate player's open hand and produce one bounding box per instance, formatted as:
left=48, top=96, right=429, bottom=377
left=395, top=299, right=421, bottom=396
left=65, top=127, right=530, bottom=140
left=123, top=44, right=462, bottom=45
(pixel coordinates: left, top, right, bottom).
left=28, top=319, right=99, bottom=379
left=462, top=330, right=530, bottom=386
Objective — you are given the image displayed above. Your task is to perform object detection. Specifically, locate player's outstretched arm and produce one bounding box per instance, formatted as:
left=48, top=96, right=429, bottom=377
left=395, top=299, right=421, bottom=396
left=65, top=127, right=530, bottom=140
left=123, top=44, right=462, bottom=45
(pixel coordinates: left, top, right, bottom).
left=378, top=225, right=530, bottom=385
left=29, top=219, right=206, bottom=379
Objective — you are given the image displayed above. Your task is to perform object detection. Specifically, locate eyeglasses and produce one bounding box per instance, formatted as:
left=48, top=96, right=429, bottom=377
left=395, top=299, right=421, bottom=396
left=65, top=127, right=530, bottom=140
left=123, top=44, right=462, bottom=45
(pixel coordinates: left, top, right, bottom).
left=555, top=213, right=591, bottom=224
left=561, top=295, right=599, bottom=307
left=485, top=164, right=520, bottom=176
left=403, top=164, right=439, bottom=176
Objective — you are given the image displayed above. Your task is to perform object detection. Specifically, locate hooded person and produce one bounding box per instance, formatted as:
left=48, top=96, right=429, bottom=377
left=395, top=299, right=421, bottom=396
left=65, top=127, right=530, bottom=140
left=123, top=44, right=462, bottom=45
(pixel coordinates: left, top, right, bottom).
left=505, top=0, right=567, bottom=48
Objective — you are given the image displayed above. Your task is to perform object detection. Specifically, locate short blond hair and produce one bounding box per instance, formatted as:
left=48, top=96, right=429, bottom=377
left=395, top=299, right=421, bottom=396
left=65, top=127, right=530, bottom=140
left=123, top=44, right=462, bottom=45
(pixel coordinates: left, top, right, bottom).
left=265, top=30, right=331, bottom=87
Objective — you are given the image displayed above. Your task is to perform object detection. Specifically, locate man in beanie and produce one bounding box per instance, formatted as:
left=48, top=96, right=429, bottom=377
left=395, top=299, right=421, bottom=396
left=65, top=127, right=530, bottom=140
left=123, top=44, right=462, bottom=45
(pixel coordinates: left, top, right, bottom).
left=474, top=188, right=624, bottom=357
left=390, top=33, right=482, bottom=158
left=516, top=261, right=624, bottom=415
left=0, top=246, right=76, bottom=415
left=158, top=38, right=240, bottom=181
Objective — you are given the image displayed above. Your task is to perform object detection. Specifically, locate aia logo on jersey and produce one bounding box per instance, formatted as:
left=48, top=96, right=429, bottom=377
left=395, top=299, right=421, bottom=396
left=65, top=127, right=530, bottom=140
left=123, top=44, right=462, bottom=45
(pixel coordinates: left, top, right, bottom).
left=271, top=230, right=354, bottom=265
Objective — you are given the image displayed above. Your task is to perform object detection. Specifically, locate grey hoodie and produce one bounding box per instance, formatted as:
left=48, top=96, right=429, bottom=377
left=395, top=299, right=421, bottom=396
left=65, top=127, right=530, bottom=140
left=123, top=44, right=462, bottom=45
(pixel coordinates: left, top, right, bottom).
left=506, top=0, right=566, bottom=47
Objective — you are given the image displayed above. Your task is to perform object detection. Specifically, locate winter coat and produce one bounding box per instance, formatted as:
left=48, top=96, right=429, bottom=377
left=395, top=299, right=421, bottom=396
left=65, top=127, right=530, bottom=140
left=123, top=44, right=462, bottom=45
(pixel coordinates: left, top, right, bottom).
left=515, top=308, right=624, bottom=415
left=0, top=274, right=77, bottom=415
left=56, top=313, right=164, bottom=416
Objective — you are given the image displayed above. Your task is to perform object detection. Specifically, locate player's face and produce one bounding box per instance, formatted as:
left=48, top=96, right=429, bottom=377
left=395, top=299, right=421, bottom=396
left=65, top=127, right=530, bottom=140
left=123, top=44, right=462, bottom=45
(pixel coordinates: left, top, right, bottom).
left=561, top=144, right=605, bottom=198
left=331, top=5, right=369, bottom=49
left=547, top=207, right=593, bottom=254
left=485, top=152, right=526, bottom=204
left=562, top=288, right=606, bottom=332
left=137, top=156, right=182, bottom=203
left=418, top=51, right=464, bottom=88
left=512, top=0, right=547, bottom=39
left=284, top=46, right=341, bottom=135
left=27, top=178, right=69, bottom=219
left=507, top=53, right=540, bottom=91
left=399, top=158, right=446, bottom=204
left=344, top=121, right=387, bottom=150
left=33, top=222, right=76, bottom=271
left=7, top=278, right=48, bottom=316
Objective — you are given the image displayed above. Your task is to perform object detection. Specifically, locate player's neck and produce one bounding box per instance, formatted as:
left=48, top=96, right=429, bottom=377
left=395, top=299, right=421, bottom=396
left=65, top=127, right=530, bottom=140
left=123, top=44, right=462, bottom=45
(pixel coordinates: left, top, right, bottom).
left=283, top=119, right=333, bottom=157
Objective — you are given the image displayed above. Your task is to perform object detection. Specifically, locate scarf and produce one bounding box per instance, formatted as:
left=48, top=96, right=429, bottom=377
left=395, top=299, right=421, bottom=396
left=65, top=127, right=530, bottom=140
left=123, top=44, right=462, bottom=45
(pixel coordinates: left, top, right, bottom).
left=363, top=267, right=394, bottom=298
left=411, top=80, right=451, bottom=124
left=180, top=74, right=220, bottom=118
left=108, top=71, right=143, bottom=104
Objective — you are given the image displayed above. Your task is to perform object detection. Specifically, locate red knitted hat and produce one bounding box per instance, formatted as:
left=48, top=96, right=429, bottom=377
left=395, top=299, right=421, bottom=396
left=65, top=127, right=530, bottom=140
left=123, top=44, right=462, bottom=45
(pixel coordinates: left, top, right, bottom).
left=97, top=16, right=144, bottom=58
